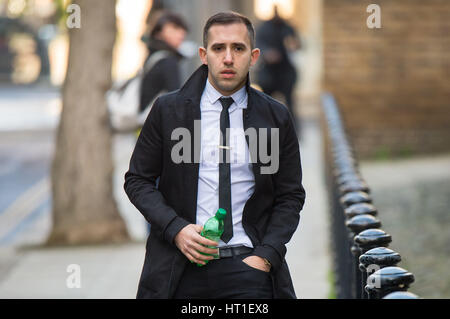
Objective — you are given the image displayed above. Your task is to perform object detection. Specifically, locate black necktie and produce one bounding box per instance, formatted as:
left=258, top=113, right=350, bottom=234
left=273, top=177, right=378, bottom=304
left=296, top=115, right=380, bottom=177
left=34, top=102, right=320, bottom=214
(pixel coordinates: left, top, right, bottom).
left=218, top=97, right=234, bottom=243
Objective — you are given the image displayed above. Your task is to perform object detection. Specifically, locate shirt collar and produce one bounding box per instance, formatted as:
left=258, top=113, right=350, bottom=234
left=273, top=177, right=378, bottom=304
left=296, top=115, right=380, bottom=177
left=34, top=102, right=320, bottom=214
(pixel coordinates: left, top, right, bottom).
left=204, top=77, right=248, bottom=110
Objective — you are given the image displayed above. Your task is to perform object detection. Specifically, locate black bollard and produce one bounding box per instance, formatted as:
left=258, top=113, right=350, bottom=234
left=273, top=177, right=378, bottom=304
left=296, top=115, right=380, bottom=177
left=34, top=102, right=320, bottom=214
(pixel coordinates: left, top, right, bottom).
left=335, top=172, right=363, bottom=186
left=359, top=247, right=401, bottom=270
left=354, top=229, right=392, bottom=299
left=339, top=180, right=370, bottom=195
left=346, top=215, right=381, bottom=235
left=354, top=228, right=392, bottom=250
left=344, top=203, right=378, bottom=219
left=383, top=291, right=419, bottom=299
left=340, top=191, right=371, bottom=208
left=345, top=215, right=381, bottom=298
left=365, top=266, right=415, bottom=299
left=333, top=166, right=357, bottom=180
left=359, top=247, right=401, bottom=299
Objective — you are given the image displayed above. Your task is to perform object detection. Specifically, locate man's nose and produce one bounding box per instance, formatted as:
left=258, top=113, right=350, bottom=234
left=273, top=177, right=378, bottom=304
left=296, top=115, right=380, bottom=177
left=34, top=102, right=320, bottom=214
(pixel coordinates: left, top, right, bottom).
left=224, top=48, right=233, bottom=64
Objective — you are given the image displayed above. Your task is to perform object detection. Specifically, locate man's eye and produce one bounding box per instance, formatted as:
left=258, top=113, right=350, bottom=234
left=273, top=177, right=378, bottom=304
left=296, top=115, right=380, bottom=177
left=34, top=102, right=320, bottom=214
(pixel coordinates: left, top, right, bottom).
left=235, top=46, right=244, bottom=51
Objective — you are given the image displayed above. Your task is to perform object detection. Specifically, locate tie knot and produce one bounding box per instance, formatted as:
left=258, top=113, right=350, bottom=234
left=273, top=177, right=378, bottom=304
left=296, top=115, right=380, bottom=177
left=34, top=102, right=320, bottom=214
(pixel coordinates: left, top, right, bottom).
left=219, top=97, right=234, bottom=110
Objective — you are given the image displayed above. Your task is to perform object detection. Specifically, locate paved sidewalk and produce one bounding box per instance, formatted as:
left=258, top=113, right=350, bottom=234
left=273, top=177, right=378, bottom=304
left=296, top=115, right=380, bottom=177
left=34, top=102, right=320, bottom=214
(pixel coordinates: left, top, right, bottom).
left=286, top=111, right=332, bottom=299
left=0, top=243, right=144, bottom=298
left=0, top=105, right=332, bottom=298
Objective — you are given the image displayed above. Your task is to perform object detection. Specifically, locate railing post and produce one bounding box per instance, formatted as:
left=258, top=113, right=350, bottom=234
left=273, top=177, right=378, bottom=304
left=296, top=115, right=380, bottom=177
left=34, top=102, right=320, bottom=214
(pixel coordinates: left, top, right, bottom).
left=337, top=179, right=370, bottom=296
left=365, top=266, right=415, bottom=299
left=340, top=191, right=371, bottom=208
left=354, top=229, right=392, bottom=299
left=321, top=93, right=420, bottom=299
left=345, top=215, right=381, bottom=298
left=344, top=202, right=377, bottom=219
left=359, top=247, right=401, bottom=299
left=338, top=179, right=370, bottom=195
left=383, top=291, right=420, bottom=299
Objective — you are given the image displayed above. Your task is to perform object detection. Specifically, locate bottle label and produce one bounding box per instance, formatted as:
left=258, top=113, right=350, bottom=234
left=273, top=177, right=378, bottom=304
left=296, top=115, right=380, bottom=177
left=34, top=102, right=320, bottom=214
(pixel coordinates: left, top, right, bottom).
left=200, top=230, right=220, bottom=259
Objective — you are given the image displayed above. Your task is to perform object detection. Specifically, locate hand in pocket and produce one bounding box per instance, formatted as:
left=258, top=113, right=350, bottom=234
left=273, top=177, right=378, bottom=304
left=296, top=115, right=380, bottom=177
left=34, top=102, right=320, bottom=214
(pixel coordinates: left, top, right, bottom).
left=242, top=255, right=271, bottom=273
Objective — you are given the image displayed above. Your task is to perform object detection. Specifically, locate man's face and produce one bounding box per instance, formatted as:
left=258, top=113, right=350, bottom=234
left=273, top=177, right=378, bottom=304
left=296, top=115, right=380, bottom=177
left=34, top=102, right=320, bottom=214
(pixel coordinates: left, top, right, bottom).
left=199, top=22, right=260, bottom=96
left=158, top=23, right=186, bottom=49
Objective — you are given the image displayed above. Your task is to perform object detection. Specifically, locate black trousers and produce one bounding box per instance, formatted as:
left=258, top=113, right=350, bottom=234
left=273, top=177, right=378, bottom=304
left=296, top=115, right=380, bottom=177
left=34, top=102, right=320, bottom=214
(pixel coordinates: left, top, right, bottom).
left=173, top=252, right=273, bottom=299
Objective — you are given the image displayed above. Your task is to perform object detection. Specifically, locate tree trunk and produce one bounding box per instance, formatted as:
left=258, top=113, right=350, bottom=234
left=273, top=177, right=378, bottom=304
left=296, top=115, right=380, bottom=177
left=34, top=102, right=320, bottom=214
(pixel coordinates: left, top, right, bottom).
left=47, top=0, right=129, bottom=245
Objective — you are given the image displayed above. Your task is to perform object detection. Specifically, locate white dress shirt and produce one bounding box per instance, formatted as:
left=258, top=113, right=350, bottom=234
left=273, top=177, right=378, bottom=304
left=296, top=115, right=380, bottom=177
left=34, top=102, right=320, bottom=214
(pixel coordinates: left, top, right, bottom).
left=196, top=78, right=255, bottom=248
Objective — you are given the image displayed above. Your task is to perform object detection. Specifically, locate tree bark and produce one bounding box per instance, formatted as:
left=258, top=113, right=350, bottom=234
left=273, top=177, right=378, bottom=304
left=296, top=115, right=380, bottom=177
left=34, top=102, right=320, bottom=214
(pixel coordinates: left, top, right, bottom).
left=47, top=0, right=129, bottom=245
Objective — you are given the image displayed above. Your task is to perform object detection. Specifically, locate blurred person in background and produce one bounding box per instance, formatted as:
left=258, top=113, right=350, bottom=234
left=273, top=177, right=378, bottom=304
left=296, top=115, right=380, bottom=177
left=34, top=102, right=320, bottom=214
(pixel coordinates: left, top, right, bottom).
left=139, top=12, right=188, bottom=113
left=255, top=6, right=301, bottom=131
left=135, top=12, right=188, bottom=236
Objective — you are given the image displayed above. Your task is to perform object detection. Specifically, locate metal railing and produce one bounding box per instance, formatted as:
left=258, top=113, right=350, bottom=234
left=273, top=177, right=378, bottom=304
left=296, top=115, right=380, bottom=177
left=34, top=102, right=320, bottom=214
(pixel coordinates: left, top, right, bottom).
left=321, top=93, right=419, bottom=299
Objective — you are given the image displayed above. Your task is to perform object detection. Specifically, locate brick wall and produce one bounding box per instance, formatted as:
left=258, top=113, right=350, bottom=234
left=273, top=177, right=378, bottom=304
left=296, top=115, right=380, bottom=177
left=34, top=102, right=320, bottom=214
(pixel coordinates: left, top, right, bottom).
left=323, top=0, right=450, bottom=158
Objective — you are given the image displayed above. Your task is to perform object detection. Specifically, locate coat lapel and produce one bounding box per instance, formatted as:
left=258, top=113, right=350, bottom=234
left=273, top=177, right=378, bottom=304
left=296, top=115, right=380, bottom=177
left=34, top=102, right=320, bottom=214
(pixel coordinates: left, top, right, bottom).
left=244, top=86, right=265, bottom=188
left=177, top=65, right=207, bottom=223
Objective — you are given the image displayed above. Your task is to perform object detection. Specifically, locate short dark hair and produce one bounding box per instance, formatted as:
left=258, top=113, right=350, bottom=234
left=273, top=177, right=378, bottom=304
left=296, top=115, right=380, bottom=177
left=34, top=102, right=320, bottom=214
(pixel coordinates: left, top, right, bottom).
left=150, top=12, right=188, bottom=38
left=203, top=12, right=255, bottom=49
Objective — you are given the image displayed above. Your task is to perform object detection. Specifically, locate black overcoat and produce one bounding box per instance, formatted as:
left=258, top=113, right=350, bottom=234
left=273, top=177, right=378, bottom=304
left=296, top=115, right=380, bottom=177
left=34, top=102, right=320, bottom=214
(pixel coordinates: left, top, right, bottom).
left=124, top=64, right=306, bottom=298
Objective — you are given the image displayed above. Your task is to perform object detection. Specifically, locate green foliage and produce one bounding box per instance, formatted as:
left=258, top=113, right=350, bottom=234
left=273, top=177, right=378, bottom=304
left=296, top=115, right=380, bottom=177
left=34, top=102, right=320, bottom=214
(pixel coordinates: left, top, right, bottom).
left=373, top=145, right=391, bottom=160
left=327, top=269, right=337, bottom=299
left=373, top=145, right=414, bottom=161
left=53, top=0, right=70, bottom=29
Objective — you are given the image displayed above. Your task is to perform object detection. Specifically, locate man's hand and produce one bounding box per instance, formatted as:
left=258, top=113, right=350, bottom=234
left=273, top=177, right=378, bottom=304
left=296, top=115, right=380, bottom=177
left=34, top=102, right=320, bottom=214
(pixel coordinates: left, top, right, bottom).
left=242, top=255, right=271, bottom=273
left=174, top=224, right=219, bottom=265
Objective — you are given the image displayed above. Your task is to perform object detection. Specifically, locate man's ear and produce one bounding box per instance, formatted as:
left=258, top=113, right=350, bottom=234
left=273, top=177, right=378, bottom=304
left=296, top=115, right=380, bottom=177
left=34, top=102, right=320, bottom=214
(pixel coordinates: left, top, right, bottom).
left=198, top=47, right=208, bottom=65
left=250, top=48, right=260, bottom=67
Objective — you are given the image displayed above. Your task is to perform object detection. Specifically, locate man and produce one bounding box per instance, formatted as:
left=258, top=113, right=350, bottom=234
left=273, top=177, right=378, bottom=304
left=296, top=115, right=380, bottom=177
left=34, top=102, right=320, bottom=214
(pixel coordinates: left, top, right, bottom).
left=124, top=12, right=305, bottom=299
left=140, top=12, right=188, bottom=113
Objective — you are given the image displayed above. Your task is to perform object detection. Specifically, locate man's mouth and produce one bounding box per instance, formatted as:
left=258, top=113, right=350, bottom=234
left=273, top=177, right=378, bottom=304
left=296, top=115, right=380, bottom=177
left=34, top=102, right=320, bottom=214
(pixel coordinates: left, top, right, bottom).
left=221, top=69, right=236, bottom=79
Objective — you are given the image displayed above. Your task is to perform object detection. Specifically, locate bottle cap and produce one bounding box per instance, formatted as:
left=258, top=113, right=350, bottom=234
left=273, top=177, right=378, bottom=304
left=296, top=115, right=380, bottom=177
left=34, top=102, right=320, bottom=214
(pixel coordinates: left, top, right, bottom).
left=216, top=208, right=227, bottom=220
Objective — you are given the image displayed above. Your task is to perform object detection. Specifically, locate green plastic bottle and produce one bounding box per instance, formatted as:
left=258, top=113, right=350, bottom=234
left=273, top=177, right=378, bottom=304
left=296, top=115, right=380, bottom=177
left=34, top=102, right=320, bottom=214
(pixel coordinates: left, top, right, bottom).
left=196, top=208, right=226, bottom=266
